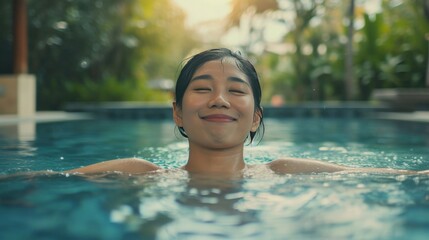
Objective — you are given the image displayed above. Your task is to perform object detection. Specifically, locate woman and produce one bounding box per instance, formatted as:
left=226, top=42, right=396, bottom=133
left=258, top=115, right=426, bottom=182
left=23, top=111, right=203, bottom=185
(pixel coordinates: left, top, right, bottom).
left=68, top=48, right=428, bottom=175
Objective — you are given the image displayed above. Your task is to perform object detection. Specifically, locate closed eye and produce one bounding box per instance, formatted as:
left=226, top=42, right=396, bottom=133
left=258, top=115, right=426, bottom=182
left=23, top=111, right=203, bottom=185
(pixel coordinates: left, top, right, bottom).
left=229, top=89, right=246, bottom=94
left=194, top=88, right=211, bottom=92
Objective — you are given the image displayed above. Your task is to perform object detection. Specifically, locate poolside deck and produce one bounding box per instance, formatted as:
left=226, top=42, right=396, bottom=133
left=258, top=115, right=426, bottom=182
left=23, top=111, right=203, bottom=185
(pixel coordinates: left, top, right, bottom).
left=372, top=88, right=429, bottom=111
left=373, top=111, right=429, bottom=123
left=0, top=111, right=92, bottom=125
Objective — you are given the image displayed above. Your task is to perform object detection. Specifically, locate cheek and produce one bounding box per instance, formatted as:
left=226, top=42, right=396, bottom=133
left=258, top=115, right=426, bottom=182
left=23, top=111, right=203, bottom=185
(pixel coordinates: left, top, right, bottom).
left=181, top=96, right=203, bottom=123
left=182, top=94, right=200, bottom=112
left=237, top=96, right=255, bottom=113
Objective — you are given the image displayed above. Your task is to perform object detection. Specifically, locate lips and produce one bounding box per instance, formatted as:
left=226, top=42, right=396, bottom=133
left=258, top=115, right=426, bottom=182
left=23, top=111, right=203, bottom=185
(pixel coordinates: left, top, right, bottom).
left=201, top=114, right=237, bottom=122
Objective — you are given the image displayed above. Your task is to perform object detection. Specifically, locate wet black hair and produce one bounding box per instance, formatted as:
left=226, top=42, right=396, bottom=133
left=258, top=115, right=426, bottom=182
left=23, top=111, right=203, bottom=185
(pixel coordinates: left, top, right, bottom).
left=174, top=48, right=264, bottom=144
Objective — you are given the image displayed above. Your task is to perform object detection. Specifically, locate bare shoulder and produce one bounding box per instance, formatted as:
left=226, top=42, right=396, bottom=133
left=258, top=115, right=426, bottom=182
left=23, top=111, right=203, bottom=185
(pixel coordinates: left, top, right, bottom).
left=267, top=158, right=428, bottom=175
left=267, top=158, right=349, bottom=174
left=66, top=158, right=162, bottom=175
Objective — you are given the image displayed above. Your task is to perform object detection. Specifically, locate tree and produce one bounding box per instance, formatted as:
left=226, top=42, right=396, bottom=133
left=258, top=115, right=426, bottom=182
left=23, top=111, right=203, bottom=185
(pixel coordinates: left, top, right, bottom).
left=420, top=0, right=429, bottom=87
left=355, top=0, right=428, bottom=98
left=224, top=0, right=428, bottom=102
left=0, top=0, right=198, bottom=109
left=227, top=0, right=278, bottom=53
left=344, top=0, right=357, bottom=100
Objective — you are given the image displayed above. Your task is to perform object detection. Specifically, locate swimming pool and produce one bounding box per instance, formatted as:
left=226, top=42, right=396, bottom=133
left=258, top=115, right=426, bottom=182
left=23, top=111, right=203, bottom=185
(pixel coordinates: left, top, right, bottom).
left=1, top=118, right=428, bottom=239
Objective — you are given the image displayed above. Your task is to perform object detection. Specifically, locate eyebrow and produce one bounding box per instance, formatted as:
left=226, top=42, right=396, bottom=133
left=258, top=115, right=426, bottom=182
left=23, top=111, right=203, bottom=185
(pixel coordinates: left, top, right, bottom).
left=190, top=74, right=250, bottom=86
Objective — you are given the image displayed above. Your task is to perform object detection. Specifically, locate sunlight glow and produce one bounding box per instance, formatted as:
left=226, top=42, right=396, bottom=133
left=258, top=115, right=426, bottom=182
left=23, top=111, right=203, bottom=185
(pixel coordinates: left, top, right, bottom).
left=172, top=0, right=231, bottom=27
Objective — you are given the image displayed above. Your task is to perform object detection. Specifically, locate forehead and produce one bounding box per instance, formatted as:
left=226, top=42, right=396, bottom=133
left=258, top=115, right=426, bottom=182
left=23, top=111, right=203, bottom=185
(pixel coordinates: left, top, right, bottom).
left=193, top=58, right=249, bottom=80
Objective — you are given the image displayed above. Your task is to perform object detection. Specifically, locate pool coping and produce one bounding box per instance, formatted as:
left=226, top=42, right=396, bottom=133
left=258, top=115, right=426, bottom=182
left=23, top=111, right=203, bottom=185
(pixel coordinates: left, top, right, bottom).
left=1, top=102, right=428, bottom=124
left=64, top=101, right=428, bottom=123
left=64, top=101, right=394, bottom=119
left=0, top=111, right=93, bottom=126
left=373, top=111, right=429, bottom=123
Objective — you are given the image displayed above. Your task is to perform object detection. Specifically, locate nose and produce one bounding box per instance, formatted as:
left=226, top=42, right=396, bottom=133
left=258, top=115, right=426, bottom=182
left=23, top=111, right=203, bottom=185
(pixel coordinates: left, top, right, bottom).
left=208, top=91, right=231, bottom=108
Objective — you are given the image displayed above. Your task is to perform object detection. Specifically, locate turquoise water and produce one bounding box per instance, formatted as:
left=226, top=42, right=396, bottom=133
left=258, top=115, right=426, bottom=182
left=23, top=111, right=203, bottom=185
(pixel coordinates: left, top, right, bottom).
left=0, top=118, right=428, bottom=239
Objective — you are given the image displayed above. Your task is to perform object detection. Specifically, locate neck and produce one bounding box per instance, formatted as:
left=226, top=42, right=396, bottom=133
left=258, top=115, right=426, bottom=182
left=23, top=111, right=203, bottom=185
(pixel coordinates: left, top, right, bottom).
left=183, top=143, right=246, bottom=175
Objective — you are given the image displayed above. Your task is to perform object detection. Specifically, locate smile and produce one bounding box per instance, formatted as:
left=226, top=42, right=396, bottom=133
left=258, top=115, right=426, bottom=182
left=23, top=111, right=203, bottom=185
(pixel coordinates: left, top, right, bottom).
left=201, top=114, right=237, bottom=122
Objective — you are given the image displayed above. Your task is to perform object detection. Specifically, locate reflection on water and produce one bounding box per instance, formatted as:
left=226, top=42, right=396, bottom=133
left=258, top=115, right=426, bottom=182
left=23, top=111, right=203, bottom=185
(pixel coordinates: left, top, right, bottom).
left=0, top=163, right=428, bottom=239
left=57, top=171, right=428, bottom=239
left=0, top=121, right=35, bottom=141
left=0, top=122, right=36, bottom=164
left=0, top=118, right=429, bottom=239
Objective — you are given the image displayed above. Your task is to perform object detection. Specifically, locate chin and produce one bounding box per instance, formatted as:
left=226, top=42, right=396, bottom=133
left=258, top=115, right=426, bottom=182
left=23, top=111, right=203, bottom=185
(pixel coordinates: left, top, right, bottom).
left=208, top=138, right=246, bottom=149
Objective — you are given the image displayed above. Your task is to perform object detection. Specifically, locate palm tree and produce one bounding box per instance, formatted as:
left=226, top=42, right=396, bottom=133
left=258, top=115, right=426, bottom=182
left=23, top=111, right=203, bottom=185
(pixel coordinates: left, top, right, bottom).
left=227, top=0, right=278, bottom=52
left=345, top=0, right=357, bottom=100
left=422, top=0, right=429, bottom=87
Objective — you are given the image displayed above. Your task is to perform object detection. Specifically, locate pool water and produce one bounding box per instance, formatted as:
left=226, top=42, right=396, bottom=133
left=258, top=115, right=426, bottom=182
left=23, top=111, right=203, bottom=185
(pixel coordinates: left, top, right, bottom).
left=1, top=118, right=429, bottom=239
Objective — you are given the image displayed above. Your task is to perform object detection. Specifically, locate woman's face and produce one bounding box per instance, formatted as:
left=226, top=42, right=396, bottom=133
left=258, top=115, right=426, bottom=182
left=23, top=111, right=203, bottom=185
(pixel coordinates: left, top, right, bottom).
left=173, top=58, right=261, bottom=149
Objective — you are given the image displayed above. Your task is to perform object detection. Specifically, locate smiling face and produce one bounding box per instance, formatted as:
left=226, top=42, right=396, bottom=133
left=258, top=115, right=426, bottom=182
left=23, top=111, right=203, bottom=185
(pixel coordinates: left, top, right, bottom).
left=173, top=58, right=261, bottom=150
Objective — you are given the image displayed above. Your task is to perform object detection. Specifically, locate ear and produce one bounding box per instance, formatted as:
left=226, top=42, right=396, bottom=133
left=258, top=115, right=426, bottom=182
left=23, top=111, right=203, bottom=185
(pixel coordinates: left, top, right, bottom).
left=172, top=102, right=183, bottom=127
left=251, top=108, right=262, bottom=132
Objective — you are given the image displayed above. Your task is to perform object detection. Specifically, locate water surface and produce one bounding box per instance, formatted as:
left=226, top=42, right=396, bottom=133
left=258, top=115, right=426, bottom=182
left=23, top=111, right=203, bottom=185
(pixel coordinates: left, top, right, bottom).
left=0, top=118, right=428, bottom=239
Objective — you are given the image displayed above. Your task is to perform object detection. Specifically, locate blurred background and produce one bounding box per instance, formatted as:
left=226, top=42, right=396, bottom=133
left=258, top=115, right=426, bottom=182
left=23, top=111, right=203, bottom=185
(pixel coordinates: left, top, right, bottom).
left=0, top=0, right=428, bottom=111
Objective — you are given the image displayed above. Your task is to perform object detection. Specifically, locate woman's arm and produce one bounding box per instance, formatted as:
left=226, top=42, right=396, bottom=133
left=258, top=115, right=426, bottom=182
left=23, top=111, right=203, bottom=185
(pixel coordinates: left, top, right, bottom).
left=65, top=158, right=162, bottom=175
left=268, top=158, right=425, bottom=174
left=268, top=158, right=348, bottom=174
left=0, top=158, right=161, bottom=180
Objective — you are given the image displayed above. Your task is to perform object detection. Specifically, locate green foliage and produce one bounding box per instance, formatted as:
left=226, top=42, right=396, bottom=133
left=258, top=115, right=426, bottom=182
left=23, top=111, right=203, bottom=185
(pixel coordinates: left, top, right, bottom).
left=262, top=0, right=347, bottom=102
left=355, top=13, right=385, bottom=99
left=354, top=1, right=428, bottom=99
left=229, top=0, right=428, bottom=103
left=2, top=0, right=427, bottom=107
left=0, top=0, right=197, bottom=109
left=63, top=77, right=170, bottom=102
